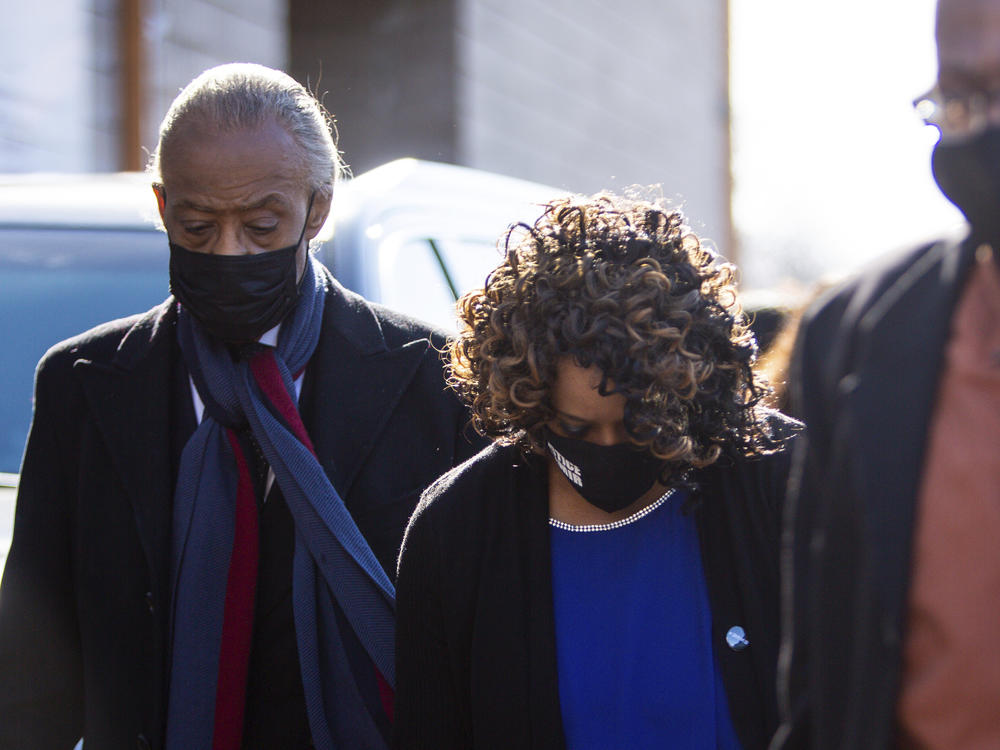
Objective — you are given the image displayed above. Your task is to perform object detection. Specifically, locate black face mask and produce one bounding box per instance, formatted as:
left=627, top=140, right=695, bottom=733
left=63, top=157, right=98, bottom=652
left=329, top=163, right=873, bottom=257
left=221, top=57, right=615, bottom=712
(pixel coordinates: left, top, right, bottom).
left=168, top=196, right=314, bottom=343
left=545, top=429, right=666, bottom=513
left=932, top=125, right=1000, bottom=243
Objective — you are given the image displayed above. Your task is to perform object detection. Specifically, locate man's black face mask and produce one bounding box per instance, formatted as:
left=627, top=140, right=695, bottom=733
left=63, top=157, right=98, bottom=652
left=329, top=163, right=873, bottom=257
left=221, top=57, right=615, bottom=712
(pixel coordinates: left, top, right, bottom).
left=168, top=194, right=314, bottom=344
left=933, top=125, right=1000, bottom=244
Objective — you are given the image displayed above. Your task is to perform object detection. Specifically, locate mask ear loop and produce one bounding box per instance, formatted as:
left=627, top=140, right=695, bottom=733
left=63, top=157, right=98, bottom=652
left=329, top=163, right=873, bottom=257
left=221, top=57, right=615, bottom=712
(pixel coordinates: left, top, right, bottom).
left=292, top=192, right=318, bottom=294
left=298, top=191, right=317, bottom=251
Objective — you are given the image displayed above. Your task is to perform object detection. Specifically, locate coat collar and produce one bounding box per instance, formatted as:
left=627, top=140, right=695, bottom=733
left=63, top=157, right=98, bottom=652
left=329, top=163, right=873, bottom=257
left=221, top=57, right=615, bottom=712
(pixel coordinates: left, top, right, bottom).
left=844, top=236, right=978, bottom=625
left=75, top=299, right=177, bottom=599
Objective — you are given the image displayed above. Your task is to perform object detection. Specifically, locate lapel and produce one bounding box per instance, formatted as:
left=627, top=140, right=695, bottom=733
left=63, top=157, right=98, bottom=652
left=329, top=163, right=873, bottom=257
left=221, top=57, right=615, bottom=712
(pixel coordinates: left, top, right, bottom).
left=843, top=238, right=977, bottom=624
left=73, top=299, right=176, bottom=600
left=304, top=267, right=432, bottom=500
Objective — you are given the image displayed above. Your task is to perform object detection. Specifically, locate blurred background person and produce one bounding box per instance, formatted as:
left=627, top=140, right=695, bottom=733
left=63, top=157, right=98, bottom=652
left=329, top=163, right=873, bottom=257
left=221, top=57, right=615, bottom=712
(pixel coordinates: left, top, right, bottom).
left=749, top=281, right=835, bottom=417
left=774, top=0, right=1000, bottom=747
left=393, top=193, right=799, bottom=749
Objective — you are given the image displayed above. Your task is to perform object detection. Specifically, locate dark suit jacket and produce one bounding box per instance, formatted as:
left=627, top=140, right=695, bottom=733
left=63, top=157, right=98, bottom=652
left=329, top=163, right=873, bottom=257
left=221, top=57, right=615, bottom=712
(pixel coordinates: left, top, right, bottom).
left=395, top=418, right=798, bottom=750
left=773, top=236, right=980, bottom=749
left=0, top=266, right=479, bottom=750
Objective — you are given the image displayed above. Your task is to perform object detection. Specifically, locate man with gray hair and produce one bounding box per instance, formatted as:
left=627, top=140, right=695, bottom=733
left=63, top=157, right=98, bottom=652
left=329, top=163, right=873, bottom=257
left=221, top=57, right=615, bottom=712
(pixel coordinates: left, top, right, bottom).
left=0, top=63, right=478, bottom=750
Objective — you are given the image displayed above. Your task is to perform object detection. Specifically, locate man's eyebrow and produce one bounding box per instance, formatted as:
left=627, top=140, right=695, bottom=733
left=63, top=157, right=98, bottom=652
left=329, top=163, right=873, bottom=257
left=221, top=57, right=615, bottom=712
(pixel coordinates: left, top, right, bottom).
left=172, top=194, right=292, bottom=213
left=246, top=194, right=292, bottom=211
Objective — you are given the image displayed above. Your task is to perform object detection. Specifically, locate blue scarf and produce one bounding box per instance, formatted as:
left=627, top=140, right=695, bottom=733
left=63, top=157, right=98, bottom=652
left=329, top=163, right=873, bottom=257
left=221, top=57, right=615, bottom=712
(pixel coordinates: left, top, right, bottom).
left=165, top=257, right=395, bottom=750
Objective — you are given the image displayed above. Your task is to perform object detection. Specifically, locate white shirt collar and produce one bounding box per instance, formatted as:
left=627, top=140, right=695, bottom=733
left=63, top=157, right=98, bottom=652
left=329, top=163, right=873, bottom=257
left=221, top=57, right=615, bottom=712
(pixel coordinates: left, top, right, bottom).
left=257, top=324, right=280, bottom=348
left=188, top=323, right=303, bottom=424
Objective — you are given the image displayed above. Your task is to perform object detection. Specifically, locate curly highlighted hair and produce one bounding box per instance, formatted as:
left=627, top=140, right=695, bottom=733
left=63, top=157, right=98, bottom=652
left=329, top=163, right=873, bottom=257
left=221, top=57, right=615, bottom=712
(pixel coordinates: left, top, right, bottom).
left=447, top=192, right=777, bottom=470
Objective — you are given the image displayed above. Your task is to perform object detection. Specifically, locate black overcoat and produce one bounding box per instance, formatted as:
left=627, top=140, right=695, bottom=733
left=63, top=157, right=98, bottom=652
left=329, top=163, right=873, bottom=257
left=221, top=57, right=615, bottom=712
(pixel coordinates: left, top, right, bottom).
left=773, top=235, right=980, bottom=749
left=0, top=266, right=478, bottom=750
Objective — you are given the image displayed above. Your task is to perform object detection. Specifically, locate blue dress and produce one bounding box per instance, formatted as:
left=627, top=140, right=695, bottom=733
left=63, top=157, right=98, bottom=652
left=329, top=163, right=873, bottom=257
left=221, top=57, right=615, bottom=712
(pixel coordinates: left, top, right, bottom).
left=549, top=489, right=742, bottom=749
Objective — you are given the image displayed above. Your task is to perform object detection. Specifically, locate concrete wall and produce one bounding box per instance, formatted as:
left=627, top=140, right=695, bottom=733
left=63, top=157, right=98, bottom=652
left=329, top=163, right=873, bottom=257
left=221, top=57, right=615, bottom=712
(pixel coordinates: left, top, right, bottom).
left=456, top=0, right=732, bottom=250
left=143, top=0, right=288, bottom=165
left=289, top=0, right=459, bottom=176
left=288, top=0, right=731, bottom=253
left=92, top=0, right=125, bottom=170
left=0, top=0, right=287, bottom=173
left=1, top=0, right=97, bottom=171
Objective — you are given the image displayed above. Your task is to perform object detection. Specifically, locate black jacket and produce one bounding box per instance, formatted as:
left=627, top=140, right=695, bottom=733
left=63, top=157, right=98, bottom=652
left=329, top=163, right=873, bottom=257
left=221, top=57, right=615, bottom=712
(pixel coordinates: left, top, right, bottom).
left=772, top=236, right=979, bottom=750
left=0, top=266, right=479, bottom=750
left=394, top=417, right=799, bottom=750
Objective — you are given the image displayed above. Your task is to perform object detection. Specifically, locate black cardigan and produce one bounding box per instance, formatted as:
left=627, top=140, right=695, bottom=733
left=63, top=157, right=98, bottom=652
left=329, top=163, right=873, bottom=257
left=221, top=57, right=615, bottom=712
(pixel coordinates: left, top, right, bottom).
left=394, top=417, right=799, bottom=750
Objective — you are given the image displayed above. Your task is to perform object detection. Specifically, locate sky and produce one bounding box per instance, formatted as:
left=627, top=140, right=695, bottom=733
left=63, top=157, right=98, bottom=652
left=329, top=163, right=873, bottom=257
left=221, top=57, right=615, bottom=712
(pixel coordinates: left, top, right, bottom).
left=730, top=0, right=964, bottom=289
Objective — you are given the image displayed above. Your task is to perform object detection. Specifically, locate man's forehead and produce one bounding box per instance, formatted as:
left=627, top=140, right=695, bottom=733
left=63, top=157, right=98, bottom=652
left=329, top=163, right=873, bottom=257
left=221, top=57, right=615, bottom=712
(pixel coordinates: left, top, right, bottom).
left=159, top=117, right=310, bottom=207
left=170, top=192, right=294, bottom=213
left=937, top=0, right=1000, bottom=81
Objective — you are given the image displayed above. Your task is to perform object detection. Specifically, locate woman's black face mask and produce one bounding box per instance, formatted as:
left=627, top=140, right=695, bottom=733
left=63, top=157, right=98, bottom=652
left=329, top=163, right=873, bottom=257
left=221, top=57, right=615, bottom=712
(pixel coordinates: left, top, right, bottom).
left=168, top=194, right=314, bottom=343
left=545, top=428, right=666, bottom=513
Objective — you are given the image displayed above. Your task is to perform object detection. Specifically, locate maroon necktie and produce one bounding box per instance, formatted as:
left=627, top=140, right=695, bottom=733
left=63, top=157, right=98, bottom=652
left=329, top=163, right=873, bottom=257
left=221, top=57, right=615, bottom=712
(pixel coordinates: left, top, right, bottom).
left=211, top=426, right=261, bottom=749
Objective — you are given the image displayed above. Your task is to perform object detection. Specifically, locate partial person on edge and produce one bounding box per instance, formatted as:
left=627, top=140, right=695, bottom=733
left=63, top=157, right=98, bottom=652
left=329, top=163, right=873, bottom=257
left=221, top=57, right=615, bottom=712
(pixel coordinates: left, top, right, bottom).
left=0, top=63, right=480, bottom=750
left=773, top=0, right=1000, bottom=747
left=393, top=193, right=801, bottom=750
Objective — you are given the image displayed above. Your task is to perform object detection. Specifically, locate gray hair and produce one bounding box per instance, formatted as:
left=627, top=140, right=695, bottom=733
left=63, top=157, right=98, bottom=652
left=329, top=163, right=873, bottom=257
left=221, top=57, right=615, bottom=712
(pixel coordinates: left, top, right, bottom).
left=148, top=63, right=342, bottom=199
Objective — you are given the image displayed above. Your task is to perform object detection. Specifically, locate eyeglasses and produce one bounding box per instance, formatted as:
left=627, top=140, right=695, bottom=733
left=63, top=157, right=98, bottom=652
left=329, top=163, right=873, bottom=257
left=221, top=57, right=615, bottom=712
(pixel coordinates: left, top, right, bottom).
left=913, top=85, right=1000, bottom=141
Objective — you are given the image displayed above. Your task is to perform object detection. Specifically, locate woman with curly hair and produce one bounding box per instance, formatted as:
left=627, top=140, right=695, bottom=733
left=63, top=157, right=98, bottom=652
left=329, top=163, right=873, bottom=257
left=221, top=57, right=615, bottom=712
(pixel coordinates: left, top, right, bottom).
left=393, top=193, right=799, bottom=750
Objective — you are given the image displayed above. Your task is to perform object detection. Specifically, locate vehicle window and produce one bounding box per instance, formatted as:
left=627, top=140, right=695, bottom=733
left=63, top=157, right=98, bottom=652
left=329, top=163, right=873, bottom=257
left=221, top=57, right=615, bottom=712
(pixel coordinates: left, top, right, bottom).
left=374, top=234, right=505, bottom=332
left=0, top=228, right=167, bottom=473
left=375, top=234, right=458, bottom=330
left=434, top=237, right=506, bottom=297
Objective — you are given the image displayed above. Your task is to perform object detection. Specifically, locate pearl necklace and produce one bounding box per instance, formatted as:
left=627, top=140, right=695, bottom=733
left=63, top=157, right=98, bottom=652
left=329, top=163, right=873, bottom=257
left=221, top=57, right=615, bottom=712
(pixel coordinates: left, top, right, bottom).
left=548, top=487, right=678, bottom=533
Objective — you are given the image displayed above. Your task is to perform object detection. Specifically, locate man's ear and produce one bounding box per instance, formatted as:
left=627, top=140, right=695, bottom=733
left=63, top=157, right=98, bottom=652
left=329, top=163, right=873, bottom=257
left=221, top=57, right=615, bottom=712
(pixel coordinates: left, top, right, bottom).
left=305, top=191, right=333, bottom=242
left=153, top=183, right=166, bottom=223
